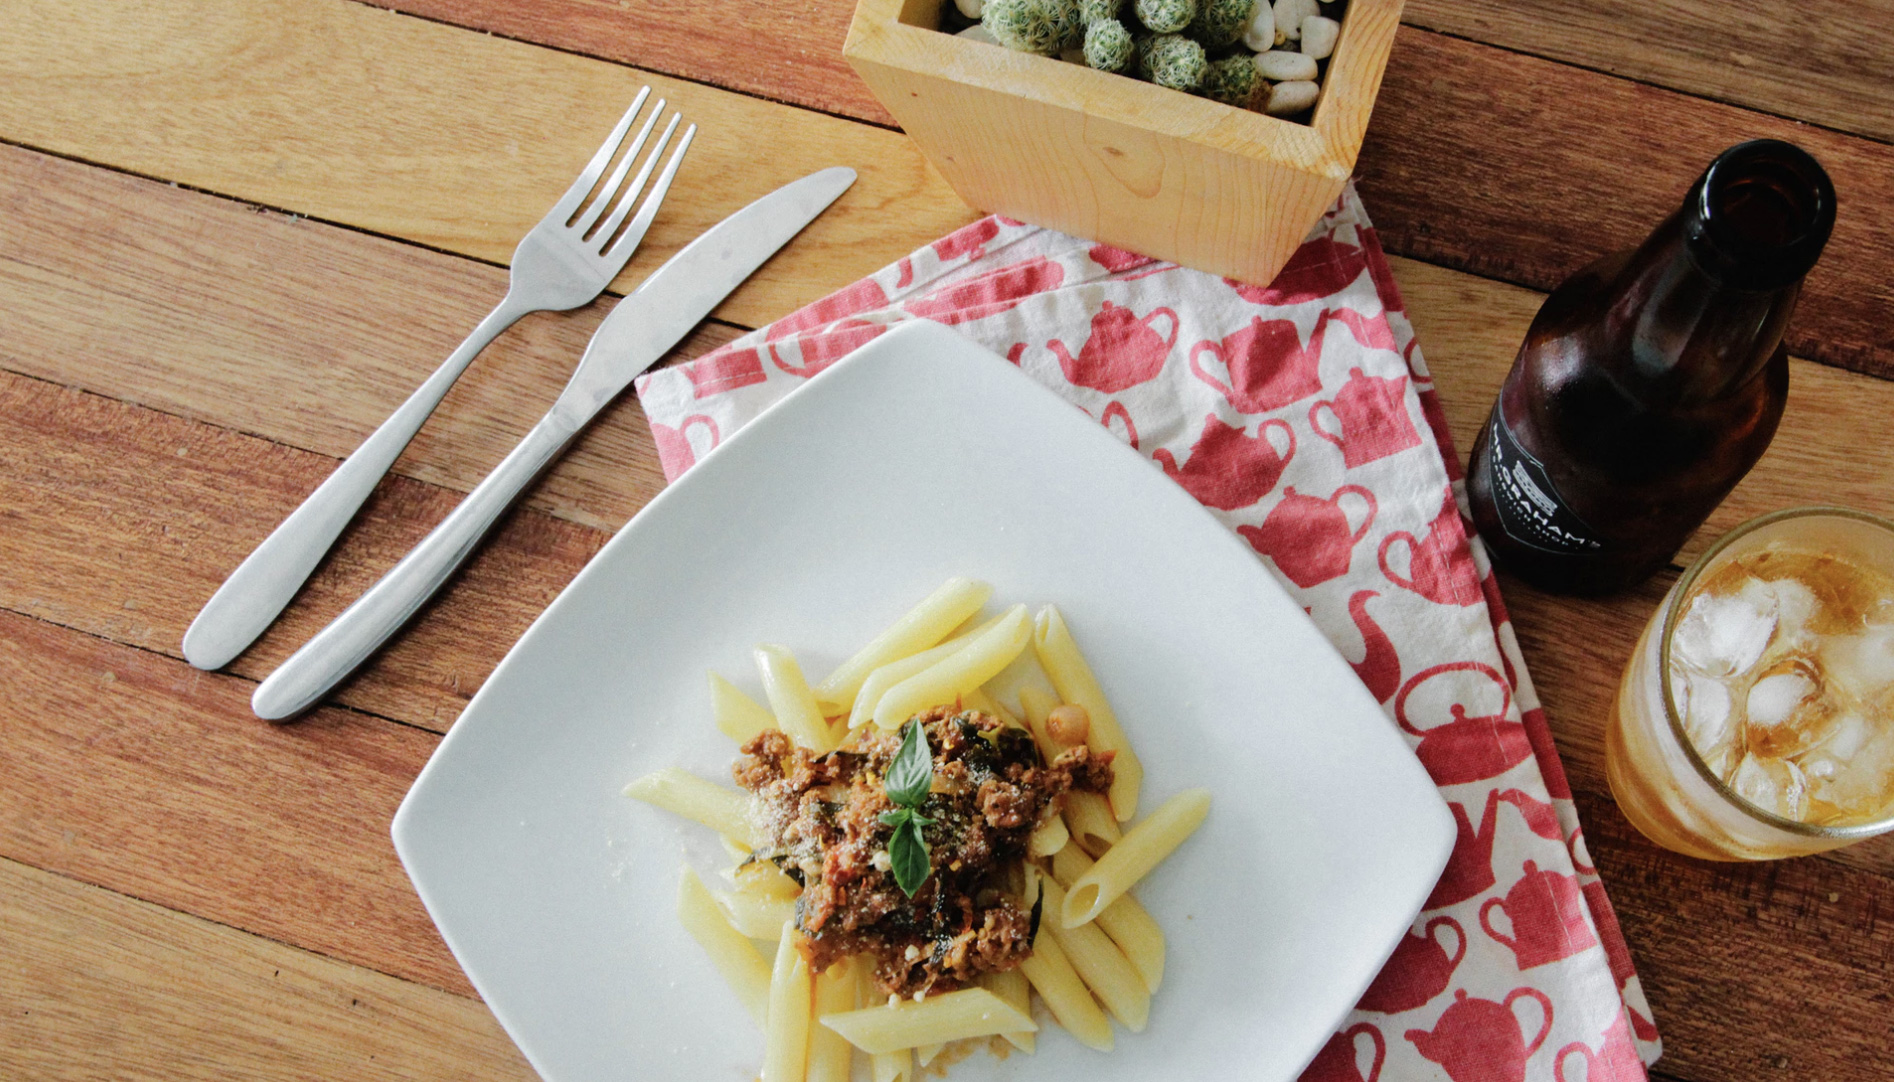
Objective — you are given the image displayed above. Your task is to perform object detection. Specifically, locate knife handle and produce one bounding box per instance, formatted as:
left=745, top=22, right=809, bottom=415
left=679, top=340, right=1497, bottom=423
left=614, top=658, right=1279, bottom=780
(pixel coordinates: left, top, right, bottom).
left=250, top=411, right=579, bottom=721
left=182, top=292, right=535, bottom=671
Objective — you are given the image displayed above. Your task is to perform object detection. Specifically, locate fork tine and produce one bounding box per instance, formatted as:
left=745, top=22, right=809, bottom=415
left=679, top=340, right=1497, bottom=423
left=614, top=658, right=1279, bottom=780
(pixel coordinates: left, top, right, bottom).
left=591, top=113, right=679, bottom=250
left=546, top=87, right=650, bottom=222
left=573, top=99, right=665, bottom=236
left=600, top=121, right=696, bottom=262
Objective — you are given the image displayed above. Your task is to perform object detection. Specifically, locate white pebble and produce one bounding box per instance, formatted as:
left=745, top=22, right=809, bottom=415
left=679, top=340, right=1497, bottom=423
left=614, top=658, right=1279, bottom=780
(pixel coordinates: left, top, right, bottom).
left=1253, top=49, right=1316, bottom=81
left=955, top=0, right=985, bottom=17
left=1264, top=79, right=1320, bottom=115
left=1241, top=2, right=1274, bottom=51
left=1300, top=14, right=1339, bottom=59
left=1272, top=0, right=1316, bottom=42
left=956, top=23, right=999, bottom=44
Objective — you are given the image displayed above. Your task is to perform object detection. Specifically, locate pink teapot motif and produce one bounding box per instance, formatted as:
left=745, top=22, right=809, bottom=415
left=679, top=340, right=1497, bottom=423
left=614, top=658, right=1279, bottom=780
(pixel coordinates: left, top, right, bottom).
left=1358, top=915, right=1465, bottom=1014
left=1299, top=1022, right=1384, bottom=1082
left=1345, top=590, right=1401, bottom=704
left=894, top=216, right=1000, bottom=288
left=1425, top=789, right=1559, bottom=911
left=1406, top=987, right=1554, bottom=1082
left=682, top=346, right=766, bottom=399
left=1226, top=235, right=1366, bottom=306
left=1555, top=1014, right=1644, bottom=1082
left=1310, top=366, right=1422, bottom=469
left=1100, top=400, right=1139, bottom=449
left=903, top=256, right=1064, bottom=325
left=650, top=414, right=719, bottom=479
left=765, top=277, right=887, bottom=342
left=1379, top=487, right=1480, bottom=606
left=1153, top=413, right=1294, bottom=510
left=1238, top=484, right=1376, bottom=589
left=1189, top=309, right=1332, bottom=413
left=768, top=318, right=885, bottom=378
left=1395, top=661, right=1533, bottom=786
left=1048, top=302, right=1179, bottom=393
left=1482, top=860, right=1599, bottom=970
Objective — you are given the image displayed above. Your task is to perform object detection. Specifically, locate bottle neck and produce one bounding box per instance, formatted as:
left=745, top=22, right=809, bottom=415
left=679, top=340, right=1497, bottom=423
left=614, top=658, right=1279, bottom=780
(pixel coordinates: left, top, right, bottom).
left=1601, top=211, right=1801, bottom=401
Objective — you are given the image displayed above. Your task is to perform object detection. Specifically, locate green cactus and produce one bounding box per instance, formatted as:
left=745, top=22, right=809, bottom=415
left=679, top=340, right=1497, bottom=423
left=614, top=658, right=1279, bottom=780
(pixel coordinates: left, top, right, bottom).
left=1078, top=0, right=1122, bottom=24
left=1200, top=54, right=1261, bottom=106
left=982, top=0, right=1072, bottom=53
left=1139, top=32, right=1207, bottom=90
left=1083, top=18, right=1135, bottom=71
left=1186, top=0, right=1251, bottom=48
left=1133, top=0, right=1195, bottom=34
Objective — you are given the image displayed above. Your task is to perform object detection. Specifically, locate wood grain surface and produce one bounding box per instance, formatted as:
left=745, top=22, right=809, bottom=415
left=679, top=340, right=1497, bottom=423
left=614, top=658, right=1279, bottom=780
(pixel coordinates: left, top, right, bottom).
left=0, top=858, right=532, bottom=1079
left=331, top=0, right=1894, bottom=380
left=5, top=0, right=1894, bottom=1079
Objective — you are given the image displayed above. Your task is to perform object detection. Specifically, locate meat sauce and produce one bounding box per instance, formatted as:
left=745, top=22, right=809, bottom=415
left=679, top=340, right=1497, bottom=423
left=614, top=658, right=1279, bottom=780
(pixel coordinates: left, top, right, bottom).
left=733, top=706, right=1114, bottom=998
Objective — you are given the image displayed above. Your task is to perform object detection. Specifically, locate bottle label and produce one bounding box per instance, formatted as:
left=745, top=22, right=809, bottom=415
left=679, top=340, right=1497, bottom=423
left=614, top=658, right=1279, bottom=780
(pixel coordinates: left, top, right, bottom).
left=1483, top=412, right=1605, bottom=555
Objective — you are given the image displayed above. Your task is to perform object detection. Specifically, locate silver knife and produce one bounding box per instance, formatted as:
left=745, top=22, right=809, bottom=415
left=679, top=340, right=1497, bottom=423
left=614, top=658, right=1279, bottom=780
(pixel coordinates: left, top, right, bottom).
left=251, top=166, right=857, bottom=721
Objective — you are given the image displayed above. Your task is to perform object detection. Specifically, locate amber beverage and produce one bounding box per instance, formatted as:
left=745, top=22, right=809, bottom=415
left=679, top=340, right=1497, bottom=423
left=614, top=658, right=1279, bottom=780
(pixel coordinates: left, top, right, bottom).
left=1466, top=140, right=1836, bottom=595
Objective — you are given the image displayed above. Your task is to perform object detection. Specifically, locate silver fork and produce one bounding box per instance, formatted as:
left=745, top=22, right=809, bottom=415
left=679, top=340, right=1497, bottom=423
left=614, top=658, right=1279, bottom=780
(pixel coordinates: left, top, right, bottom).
left=183, top=89, right=694, bottom=671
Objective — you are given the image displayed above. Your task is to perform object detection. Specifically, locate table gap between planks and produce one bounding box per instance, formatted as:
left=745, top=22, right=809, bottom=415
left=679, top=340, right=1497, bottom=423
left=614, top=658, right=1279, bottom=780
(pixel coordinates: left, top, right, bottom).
left=0, top=1, right=1889, bottom=1081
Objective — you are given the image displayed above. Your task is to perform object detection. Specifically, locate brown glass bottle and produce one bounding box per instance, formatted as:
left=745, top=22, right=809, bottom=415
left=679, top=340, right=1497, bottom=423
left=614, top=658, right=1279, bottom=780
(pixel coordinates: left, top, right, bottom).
left=1466, top=140, right=1836, bottom=595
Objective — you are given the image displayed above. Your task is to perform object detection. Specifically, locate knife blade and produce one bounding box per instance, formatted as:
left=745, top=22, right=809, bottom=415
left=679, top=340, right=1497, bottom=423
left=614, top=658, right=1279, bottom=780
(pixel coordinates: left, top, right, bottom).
left=250, top=166, right=857, bottom=721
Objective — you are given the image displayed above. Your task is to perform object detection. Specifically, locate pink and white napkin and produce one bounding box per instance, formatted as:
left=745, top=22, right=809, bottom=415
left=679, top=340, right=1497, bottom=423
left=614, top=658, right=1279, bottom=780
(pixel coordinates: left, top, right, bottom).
left=634, top=185, right=1662, bottom=1082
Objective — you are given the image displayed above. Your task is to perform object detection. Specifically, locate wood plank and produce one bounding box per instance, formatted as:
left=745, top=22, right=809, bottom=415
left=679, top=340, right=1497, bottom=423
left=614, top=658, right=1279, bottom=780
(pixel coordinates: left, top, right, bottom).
left=0, top=143, right=741, bottom=537
left=0, top=0, right=974, bottom=333
left=1404, top=0, right=1894, bottom=146
left=275, top=6, right=1894, bottom=379
left=373, top=0, right=897, bottom=127
left=0, top=604, right=470, bottom=995
left=0, top=369, right=600, bottom=731
left=0, top=858, right=532, bottom=1080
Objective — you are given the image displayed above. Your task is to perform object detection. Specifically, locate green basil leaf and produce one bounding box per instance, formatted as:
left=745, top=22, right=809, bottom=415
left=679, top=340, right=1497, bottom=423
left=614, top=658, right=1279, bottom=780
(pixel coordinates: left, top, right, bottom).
left=885, top=719, right=934, bottom=809
left=877, top=809, right=910, bottom=829
left=889, top=815, right=932, bottom=897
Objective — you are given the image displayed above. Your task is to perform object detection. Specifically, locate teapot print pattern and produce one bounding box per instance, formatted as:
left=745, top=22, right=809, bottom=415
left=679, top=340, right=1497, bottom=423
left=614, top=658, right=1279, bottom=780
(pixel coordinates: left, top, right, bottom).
left=1395, top=661, right=1535, bottom=787
left=1047, top=302, right=1179, bottom=393
left=1406, top=988, right=1554, bottom=1082
left=1154, top=413, right=1294, bottom=510
left=1189, top=309, right=1333, bottom=413
left=1482, top=860, right=1600, bottom=971
left=1358, top=916, right=1466, bottom=1014
left=1379, top=486, right=1482, bottom=606
left=1299, top=1022, right=1385, bottom=1082
left=1311, top=366, right=1422, bottom=468
left=1555, top=1014, right=1645, bottom=1082
left=1238, top=484, right=1376, bottom=589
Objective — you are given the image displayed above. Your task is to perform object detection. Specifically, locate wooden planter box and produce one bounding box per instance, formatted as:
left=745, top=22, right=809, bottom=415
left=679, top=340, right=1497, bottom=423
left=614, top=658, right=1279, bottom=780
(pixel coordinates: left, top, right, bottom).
left=844, top=0, right=1403, bottom=286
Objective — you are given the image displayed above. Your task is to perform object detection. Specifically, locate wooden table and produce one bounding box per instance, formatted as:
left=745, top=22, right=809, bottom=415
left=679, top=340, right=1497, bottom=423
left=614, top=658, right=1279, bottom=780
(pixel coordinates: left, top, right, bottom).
left=2, top=1, right=1890, bottom=1078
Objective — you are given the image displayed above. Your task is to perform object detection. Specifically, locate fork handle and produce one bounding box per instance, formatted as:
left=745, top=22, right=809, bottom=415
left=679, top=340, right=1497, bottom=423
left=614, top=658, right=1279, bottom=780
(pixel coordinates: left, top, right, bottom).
left=250, top=410, right=580, bottom=720
left=182, top=292, right=537, bottom=670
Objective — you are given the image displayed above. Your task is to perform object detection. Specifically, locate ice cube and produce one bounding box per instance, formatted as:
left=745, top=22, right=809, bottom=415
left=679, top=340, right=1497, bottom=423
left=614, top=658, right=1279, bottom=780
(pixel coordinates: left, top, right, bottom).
left=1670, top=666, right=1740, bottom=777
left=1799, top=714, right=1894, bottom=822
left=1818, top=625, right=1894, bottom=708
left=1673, top=589, right=1776, bottom=678
left=1747, top=670, right=1817, bottom=729
left=1746, top=577, right=1819, bottom=644
left=1729, top=753, right=1810, bottom=820
left=1744, top=657, right=1837, bottom=758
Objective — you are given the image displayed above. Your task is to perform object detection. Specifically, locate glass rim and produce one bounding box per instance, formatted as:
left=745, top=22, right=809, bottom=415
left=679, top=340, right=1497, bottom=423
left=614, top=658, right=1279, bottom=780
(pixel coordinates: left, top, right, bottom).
left=1658, top=505, right=1894, bottom=839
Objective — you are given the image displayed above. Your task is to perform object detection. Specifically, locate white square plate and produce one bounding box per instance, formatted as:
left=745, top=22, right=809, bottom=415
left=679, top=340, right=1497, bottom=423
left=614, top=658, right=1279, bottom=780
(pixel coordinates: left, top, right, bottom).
left=393, top=320, right=1453, bottom=1082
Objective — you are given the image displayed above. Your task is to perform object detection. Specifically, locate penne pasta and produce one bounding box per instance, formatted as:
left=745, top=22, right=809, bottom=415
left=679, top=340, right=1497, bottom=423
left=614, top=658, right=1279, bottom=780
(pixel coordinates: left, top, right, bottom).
left=1063, top=792, right=1123, bottom=855
left=813, top=578, right=994, bottom=711
left=819, top=988, right=1034, bottom=1055
left=872, top=1048, right=911, bottom=1082
left=809, top=958, right=858, bottom=1082
left=916, top=1043, right=946, bottom=1067
left=873, top=605, right=1032, bottom=730
left=1050, top=846, right=1165, bottom=993
left=756, top=645, right=837, bottom=753
left=1063, top=789, right=1212, bottom=929
left=846, top=614, right=1005, bottom=730
left=728, top=856, right=803, bottom=899
left=763, top=922, right=814, bottom=1082
left=710, top=672, right=776, bottom=743
left=1032, top=607, right=1144, bottom=821
left=714, top=889, right=797, bottom=941
left=625, top=768, right=758, bottom=847
left=1028, top=813, right=1070, bottom=857
left=1016, top=921, right=1113, bottom=1053
left=1037, top=877, right=1149, bottom=1032
left=1016, top=685, right=1063, bottom=762
left=984, top=969, right=1036, bottom=1054
left=676, top=868, right=772, bottom=1028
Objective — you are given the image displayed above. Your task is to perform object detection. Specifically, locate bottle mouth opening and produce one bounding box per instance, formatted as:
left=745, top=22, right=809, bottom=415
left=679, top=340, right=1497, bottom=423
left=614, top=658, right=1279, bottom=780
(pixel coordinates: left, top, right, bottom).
left=1687, top=140, right=1836, bottom=290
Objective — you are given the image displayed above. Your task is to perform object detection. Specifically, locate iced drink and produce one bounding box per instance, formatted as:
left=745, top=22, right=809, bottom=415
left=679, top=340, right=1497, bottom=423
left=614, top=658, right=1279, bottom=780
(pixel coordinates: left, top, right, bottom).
left=1607, top=508, right=1894, bottom=859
